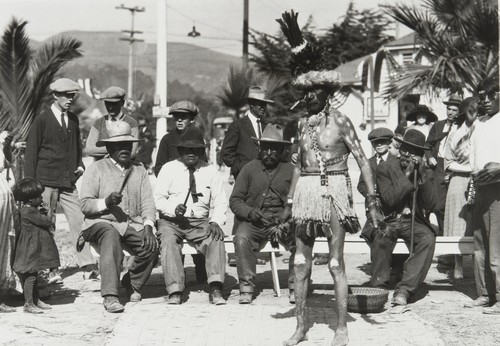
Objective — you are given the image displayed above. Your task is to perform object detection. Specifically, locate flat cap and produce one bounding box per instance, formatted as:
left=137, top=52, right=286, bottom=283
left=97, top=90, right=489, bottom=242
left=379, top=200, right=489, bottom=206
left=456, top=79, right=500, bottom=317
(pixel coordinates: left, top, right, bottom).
left=368, top=127, right=394, bottom=141
left=169, top=101, right=199, bottom=116
left=100, top=86, right=126, bottom=102
left=50, top=78, right=80, bottom=93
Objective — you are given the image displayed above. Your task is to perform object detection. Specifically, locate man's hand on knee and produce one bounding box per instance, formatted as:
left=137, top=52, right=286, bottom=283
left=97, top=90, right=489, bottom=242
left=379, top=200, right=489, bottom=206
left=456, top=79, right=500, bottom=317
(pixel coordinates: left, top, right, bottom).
left=141, top=225, right=158, bottom=253
left=208, top=222, right=224, bottom=241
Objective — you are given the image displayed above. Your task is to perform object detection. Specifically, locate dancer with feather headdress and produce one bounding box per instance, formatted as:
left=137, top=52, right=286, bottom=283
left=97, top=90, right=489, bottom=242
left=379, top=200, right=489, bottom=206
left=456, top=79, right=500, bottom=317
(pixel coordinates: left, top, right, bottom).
left=277, top=10, right=382, bottom=346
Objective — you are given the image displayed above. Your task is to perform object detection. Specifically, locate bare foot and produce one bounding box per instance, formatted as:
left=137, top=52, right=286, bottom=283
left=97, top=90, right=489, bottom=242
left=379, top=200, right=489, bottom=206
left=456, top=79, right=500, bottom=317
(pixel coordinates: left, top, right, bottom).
left=331, top=329, right=349, bottom=346
left=283, top=329, right=308, bottom=346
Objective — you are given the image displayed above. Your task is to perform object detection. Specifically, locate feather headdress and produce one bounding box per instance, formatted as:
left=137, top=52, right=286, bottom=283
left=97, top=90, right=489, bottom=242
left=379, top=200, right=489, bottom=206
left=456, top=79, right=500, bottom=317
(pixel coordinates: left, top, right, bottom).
left=276, top=10, right=341, bottom=90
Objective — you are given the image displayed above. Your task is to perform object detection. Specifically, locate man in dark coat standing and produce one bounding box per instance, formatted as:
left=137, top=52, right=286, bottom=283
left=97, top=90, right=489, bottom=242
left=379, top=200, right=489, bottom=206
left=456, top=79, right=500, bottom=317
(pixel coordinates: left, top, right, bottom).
left=367, top=129, right=437, bottom=306
left=425, top=95, right=462, bottom=234
left=221, top=86, right=274, bottom=266
left=24, top=78, right=94, bottom=283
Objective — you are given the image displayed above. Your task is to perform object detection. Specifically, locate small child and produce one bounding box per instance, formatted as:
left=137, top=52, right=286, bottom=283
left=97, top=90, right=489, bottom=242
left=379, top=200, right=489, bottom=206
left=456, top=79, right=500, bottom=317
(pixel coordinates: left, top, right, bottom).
left=12, top=178, right=60, bottom=314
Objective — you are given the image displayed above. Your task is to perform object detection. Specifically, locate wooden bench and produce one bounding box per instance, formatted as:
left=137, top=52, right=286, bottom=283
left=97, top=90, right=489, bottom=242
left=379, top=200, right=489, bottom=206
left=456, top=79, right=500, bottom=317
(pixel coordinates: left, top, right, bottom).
left=92, top=236, right=474, bottom=298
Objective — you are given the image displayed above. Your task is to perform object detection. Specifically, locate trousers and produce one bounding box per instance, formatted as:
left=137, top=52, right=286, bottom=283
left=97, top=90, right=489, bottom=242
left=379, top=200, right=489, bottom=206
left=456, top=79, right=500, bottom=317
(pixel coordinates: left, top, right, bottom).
left=473, top=183, right=500, bottom=301
left=370, top=216, right=435, bottom=298
left=82, top=222, right=159, bottom=297
left=234, top=220, right=295, bottom=293
left=157, top=218, right=226, bottom=294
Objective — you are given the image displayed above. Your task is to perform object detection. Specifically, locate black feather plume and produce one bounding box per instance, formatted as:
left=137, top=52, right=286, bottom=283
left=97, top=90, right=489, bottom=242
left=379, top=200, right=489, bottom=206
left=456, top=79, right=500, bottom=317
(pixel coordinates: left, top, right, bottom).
left=276, top=10, right=304, bottom=48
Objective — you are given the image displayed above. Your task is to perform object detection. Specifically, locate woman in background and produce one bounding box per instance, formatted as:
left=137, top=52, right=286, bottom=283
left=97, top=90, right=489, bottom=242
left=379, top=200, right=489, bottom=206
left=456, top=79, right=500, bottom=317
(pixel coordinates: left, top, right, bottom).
left=443, top=97, right=478, bottom=280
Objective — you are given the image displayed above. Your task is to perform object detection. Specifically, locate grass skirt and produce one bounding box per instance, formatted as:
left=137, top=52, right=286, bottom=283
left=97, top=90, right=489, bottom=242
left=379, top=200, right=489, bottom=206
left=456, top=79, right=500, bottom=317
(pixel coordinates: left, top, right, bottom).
left=292, top=173, right=360, bottom=241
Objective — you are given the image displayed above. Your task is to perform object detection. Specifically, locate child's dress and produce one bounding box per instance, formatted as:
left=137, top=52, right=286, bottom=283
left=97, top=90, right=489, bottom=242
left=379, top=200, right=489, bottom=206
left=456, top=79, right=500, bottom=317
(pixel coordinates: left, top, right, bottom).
left=13, top=206, right=60, bottom=273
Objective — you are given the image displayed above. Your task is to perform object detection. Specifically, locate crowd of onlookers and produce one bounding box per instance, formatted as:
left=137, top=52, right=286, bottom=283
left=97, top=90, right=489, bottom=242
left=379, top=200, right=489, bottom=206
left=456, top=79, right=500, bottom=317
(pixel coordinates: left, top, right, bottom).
left=0, top=77, right=499, bottom=317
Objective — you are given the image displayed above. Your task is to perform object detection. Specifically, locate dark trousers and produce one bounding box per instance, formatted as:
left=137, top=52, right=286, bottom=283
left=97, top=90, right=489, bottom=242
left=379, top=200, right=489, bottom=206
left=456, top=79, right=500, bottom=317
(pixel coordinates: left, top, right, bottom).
left=430, top=158, right=447, bottom=235
left=234, top=220, right=295, bottom=293
left=474, top=183, right=500, bottom=301
left=370, top=216, right=436, bottom=298
left=82, top=222, right=159, bottom=297
left=157, top=218, right=226, bottom=294
left=17, top=272, right=38, bottom=304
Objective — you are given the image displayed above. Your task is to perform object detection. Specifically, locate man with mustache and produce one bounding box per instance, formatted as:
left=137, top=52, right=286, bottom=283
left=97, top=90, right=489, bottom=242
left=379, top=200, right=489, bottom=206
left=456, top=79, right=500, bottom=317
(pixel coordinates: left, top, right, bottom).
left=230, top=124, right=295, bottom=304
left=24, top=78, right=95, bottom=284
left=79, top=121, right=159, bottom=313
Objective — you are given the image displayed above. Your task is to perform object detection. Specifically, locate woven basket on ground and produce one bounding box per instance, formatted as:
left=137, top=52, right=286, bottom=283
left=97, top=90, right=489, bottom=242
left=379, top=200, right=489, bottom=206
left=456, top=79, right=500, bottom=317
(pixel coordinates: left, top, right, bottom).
left=347, top=287, right=389, bottom=313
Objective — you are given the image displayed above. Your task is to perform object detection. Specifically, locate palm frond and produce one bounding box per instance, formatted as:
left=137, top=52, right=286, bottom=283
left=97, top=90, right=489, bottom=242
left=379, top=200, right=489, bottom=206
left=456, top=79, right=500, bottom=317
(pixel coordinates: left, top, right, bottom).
left=217, top=65, right=254, bottom=117
left=0, top=18, right=33, bottom=139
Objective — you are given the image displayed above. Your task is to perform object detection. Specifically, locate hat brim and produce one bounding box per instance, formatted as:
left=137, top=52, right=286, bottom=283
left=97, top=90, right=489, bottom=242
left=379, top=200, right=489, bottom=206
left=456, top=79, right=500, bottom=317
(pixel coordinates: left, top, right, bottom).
left=394, top=136, right=430, bottom=150
left=369, top=135, right=393, bottom=141
left=252, top=137, right=292, bottom=145
left=247, top=96, right=275, bottom=104
left=406, top=111, right=438, bottom=123
left=96, top=135, right=140, bottom=147
left=169, top=110, right=198, bottom=116
left=174, top=143, right=207, bottom=148
left=443, top=100, right=461, bottom=106
left=101, top=98, right=123, bottom=102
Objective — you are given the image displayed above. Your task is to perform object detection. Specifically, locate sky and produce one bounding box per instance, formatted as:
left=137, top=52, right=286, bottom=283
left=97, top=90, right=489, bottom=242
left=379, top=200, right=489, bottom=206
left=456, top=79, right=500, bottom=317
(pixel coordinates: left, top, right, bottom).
left=0, top=0, right=419, bottom=57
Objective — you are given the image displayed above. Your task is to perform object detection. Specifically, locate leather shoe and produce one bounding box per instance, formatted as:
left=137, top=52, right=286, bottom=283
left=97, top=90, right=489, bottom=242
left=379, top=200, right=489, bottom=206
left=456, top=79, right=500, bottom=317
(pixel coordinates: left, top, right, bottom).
left=24, top=303, right=44, bottom=314
left=239, top=292, right=252, bottom=304
left=48, top=271, right=63, bottom=285
left=391, top=293, right=407, bottom=306
left=464, top=296, right=491, bottom=308
left=103, top=296, right=125, bottom=313
left=209, top=288, right=226, bottom=305
left=483, top=302, right=500, bottom=315
left=166, top=293, right=182, bottom=305
left=36, top=300, right=52, bottom=310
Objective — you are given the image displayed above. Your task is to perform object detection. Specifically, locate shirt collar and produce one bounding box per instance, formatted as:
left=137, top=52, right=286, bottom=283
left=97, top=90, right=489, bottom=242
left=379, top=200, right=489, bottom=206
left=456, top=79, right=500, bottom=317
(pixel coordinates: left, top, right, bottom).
left=106, top=112, right=124, bottom=121
left=109, top=157, right=125, bottom=171
left=51, top=103, right=65, bottom=117
left=247, top=110, right=259, bottom=123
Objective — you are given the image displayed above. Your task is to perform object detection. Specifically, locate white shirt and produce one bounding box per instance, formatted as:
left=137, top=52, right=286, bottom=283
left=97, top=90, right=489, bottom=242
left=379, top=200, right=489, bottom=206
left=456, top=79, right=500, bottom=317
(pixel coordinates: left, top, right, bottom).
left=154, top=159, right=227, bottom=226
left=438, top=122, right=457, bottom=158
left=106, top=111, right=125, bottom=122
left=51, top=103, right=68, bottom=127
left=376, top=152, right=389, bottom=165
left=470, top=113, right=500, bottom=184
left=246, top=110, right=262, bottom=138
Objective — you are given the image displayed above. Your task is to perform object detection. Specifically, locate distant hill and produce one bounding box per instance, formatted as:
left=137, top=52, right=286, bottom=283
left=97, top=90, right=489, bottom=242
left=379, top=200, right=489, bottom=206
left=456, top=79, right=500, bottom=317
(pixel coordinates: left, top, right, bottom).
left=36, top=31, right=241, bottom=99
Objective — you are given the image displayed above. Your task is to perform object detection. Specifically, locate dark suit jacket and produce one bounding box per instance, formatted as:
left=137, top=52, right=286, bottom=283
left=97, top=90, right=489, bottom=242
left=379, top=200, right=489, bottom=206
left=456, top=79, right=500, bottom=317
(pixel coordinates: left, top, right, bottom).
left=221, top=114, right=266, bottom=178
left=24, top=107, right=84, bottom=189
left=425, top=119, right=451, bottom=160
left=357, top=153, right=396, bottom=198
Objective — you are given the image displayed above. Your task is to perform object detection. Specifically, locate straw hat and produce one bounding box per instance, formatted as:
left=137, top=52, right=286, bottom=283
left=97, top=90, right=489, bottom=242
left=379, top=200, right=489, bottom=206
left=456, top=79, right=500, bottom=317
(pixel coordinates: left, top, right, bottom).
left=96, top=121, right=140, bottom=147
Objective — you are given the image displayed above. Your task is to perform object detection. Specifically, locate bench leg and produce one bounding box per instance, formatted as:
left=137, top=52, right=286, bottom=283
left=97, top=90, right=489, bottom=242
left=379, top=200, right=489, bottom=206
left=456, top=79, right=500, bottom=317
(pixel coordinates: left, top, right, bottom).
left=270, top=252, right=280, bottom=297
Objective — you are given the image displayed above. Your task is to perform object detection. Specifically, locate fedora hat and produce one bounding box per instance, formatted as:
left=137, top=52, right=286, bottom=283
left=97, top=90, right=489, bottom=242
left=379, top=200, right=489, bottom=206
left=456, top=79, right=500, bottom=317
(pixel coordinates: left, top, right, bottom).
left=394, top=129, right=430, bottom=151
left=96, top=121, right=140, bottom=147
left=252, top=124, right=292, bottom=145
left=443, top=94, right=462, bottom=107
left=406, top=105, right=438, bottom=123
left=174, top=126, right=206, bottom=148
left=247, top=86, right=274, bottom=104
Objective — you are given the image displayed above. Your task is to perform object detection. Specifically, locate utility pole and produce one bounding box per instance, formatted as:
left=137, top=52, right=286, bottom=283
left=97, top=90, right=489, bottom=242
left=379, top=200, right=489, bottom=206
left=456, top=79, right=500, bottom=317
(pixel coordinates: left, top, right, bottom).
left=116, top=4, right=145, bottom=100
left=242, top=0, right=249, bottom=67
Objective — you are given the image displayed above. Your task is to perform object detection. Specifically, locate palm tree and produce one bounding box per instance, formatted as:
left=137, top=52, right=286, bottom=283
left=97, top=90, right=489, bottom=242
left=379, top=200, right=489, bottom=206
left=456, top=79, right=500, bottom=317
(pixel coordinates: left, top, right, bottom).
left=217, top=65, right=254, bottom=119
left=382, top=0, right=498, bottom=98
left=0, top=18, right=82, bottom=181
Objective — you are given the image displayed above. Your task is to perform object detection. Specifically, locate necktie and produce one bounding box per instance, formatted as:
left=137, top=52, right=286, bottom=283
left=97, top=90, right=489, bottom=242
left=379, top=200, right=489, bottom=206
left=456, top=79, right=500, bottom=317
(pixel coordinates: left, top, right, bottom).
left=61, top=112, right=67, bottom=137
left=111, top=117, right=117, bottom=122
left=377, top=155, right=384, bottom=165
left=257, top=119, right=262, bottom=138
left=188, top=167, right=198, bottom=203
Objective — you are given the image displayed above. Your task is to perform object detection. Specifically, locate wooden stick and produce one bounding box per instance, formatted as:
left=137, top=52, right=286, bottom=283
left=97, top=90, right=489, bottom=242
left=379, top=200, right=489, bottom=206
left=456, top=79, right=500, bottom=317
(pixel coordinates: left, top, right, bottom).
left=118, top=168, right=132, bottom=194
left=410, top=164, right=419, bottom=256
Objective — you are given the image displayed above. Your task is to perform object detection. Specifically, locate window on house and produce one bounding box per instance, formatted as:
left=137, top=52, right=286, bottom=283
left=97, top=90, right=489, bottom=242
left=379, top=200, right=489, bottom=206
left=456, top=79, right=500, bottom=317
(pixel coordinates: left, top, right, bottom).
left=402, top=52, right=414, bottom=64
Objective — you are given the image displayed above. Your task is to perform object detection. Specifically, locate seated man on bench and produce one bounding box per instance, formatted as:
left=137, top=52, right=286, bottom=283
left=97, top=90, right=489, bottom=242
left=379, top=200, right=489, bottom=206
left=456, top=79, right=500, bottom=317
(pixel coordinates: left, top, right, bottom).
left=79, top=121, right=159, bottom=313
left=230, top=124, right=295, bottom=304
left=154, top=126, right=228, bottom=305
left=365, top=129, right=437, bottom=306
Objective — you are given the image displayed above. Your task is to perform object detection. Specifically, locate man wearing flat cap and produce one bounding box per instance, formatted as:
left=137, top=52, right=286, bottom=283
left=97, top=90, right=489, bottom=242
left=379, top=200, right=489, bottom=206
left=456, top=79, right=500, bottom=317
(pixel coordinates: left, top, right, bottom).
left=357, top=127, right=395, bottom=198
left=79, top=120, right=159, bottom=313
left=221, top=86, right=274, bottom=266
left=425, top=95, right=462, bottom=235
left=25, top=77, right=95, bottom=284
left=230, top=124, right=296, bottom=304
left=153, top=100, right=208, bottom=282
left=154, top=100, right=206, bottom=176
left=85, top=86, right=139, bottom=160
left=369, top=129, right=437, bottom=306
left=154, top=126, right=227, bottom=306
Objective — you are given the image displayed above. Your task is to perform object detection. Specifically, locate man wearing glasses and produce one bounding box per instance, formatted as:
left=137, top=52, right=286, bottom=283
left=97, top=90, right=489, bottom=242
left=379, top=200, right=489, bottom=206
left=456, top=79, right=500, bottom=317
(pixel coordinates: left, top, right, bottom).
left=468, top=81, right=500, bottom=314
left=368, top=129, right=437, bottom=307
left=25, top=78, right=95, bottom=283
